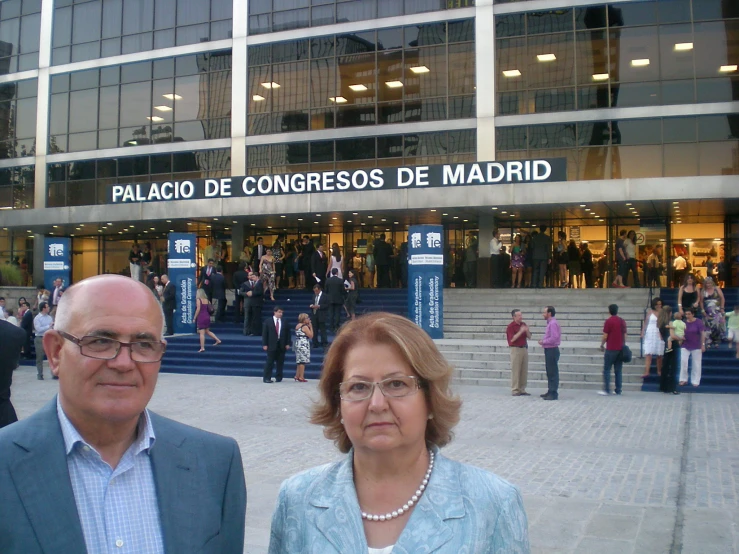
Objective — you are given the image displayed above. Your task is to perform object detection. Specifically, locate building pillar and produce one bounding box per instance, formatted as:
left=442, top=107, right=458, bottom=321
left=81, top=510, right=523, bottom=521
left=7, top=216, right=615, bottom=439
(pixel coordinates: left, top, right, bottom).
left=475, top=0, right=495, bottom=161
left=230, top=0, right=248, bottom=176
left=478, top=215, right=495, bottom=288
left=33, top=0, right=54, bottom=210
left=231, top=224, right=246, bottom=264
left=32, top=233, right=44, bottom=287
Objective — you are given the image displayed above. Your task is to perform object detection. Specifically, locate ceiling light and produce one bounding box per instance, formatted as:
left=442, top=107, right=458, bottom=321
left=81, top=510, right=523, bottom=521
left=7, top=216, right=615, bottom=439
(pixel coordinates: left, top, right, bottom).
left=626, top=203, right=632, bottom=206
left=385, top=80, right=403, bottom=88
left=154, top=105, right=172, bottom=112
left=313, top=221, right=319, bottom=224
left=297, top=218, right=303, bottom=221
left=510, top=213, right=515, bottom=217
left=394, top=221, right=399, bottom=224
left=381, top=218, right=386, bottom=222
left=252, top=94, right=266, bottom=101
left=206, top=225, right=211, bottom=229
left=332, top=217, right=338, bottom=220
left=674, top=43, right=693, bottom=51
left=719, top=65, right=738, bottom=73
left=261, top=82, right=280, bottom=89
left=501, top=211, right=507, bottom=214
left=349, top=84, right=368, bottom=92
left=537, top=54, right=556, bottom=62
left=166, top=220, right=171, bottom=222
left=232, top=220, right=238, bottom=223
left=352, top=212, right=358, bottom=215
left=162, top=93, right=182, bottom=100
left=150, top=227, right=155, bottom=230
left=585, top=208, right=590, bottom=211
left=592, top=73, right=610, bottom=81
left=53, top=225, right=58, bottom=228
left=630, top=59, right=650, bottom=67
left=453, top=216, right=459, bottom=219
left=329, top=224, right=334, bottom=227
left=70, top=234, right=75, bottom=237
left=410, top=66, right=430, bottom=73
left=442, top=213, right=448, bottom=216
left=267, top=226, right=272, bottom=229
left=672, top=201, right=679, bottom=204
left=281, top=215, right=286, bottom=218
left=251, top=223, right=256, bottom=226
left=147, top=116, right=164, bottom=122
left=430, top=209, right=436, bottom=212
left=329, top=96, right=347, bottom=103
left=107, top=222, right=112, bottom=225
left=503, top=69, right=521, bottom=78
left=347, top=220, right=352, bottom=223
left=492, top=207, right=498, bottom=210
left=367, top=215, right=373, bottom=218
left=97, top=229, right=102, bottom=233
left=187, top=222, right=192, bottom=225
left=169, top=229, right=174, bottom=232
left=579, top=204, right=586, bottom=207
left=316, top=213, right=321, bottom=216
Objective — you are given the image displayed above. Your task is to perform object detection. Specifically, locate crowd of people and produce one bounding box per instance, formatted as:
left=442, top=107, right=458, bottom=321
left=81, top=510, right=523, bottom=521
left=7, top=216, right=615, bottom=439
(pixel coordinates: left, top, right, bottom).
left=459, top=226, right=730, bottom=290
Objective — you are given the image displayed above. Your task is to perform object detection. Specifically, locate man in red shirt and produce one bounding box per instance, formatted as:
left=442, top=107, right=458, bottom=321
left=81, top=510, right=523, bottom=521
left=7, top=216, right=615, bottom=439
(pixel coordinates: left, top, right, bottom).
left=506, top=309, right=532, bottom=396
left=600, top=303, right=627, bottom=396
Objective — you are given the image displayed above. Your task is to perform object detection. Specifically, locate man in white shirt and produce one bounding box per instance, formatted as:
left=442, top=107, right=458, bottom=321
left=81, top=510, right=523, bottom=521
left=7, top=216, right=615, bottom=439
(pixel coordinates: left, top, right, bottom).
left=33, top=302, right=53, bottom=380
left=0, top=297, right=6, bottom=320
left=51, top=278, right=65, bottom=317
left=489, top=230, right=502, bottom=288
left=673, top=253, right=687, bottom=287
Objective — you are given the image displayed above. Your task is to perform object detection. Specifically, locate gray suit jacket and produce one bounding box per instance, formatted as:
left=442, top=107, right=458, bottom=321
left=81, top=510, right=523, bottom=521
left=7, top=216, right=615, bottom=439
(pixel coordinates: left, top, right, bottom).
left=0, top=398, right=247, bottom=554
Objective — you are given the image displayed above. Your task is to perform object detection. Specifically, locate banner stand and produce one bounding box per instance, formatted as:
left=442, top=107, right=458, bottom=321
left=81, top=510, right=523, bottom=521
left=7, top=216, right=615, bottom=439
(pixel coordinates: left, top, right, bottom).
left=167, top=233, right=197, bottom=334
left=407, top=225, right=444, bottom=339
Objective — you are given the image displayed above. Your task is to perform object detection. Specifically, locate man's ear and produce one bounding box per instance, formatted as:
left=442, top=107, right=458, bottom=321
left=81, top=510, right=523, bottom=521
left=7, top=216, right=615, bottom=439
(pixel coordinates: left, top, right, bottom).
left=44, top=331, right=65, bottom=377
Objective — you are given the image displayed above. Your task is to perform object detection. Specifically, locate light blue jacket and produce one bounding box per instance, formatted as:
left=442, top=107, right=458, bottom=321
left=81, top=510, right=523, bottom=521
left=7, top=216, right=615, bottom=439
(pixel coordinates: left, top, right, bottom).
left=268, top=446, right=530, bottom=553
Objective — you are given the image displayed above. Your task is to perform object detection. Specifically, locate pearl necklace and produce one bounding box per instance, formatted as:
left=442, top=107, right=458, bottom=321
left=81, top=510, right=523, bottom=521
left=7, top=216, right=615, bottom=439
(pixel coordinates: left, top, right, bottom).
left=361, top=450, right=435, bottom=522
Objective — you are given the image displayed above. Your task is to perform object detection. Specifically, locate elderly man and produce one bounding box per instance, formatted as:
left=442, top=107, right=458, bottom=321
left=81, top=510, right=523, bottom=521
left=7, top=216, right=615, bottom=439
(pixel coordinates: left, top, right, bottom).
left=0, top=275, right=246, bottom=554
left=506, top=309, right=531, bottom=396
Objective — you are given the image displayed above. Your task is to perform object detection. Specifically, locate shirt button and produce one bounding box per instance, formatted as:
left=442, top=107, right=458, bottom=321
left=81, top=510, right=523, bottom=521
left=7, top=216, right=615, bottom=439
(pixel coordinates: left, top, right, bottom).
left=82, top=446, right=91, bottom=452
left=116, top=539, right=124, bottom=548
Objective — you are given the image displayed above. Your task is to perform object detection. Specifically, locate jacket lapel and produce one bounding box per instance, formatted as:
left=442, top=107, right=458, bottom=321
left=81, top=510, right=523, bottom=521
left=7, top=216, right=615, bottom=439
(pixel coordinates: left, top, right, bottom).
left=310, top=455, right=367, bottom=553
left=149, top=414, right=200, bottom=554
left=9, top=399, right=87, bottom=553
left=393, top=449, right=466, bottom=554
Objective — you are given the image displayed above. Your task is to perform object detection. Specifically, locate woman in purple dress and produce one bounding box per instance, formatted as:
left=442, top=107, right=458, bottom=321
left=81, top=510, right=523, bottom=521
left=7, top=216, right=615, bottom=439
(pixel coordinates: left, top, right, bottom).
left=195, top=288, right=222, bottom=352
left=511, top=235, right=525, bottom=288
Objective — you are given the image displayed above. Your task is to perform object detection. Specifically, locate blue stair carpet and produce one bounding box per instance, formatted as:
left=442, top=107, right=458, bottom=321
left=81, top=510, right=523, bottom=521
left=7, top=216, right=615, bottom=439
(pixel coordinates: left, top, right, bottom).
left=160, top=288, right=408, bottom=380
left=641, top=288, right=739, bottom=394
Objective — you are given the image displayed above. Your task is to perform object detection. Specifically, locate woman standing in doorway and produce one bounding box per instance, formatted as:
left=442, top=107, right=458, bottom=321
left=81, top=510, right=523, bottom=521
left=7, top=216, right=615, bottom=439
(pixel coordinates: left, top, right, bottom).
left=567, top=240, right=582, bottom=289
left=556, top=231, right=568, bottom=288
left=641, top=297, right=664, bottom=378
left=625, top=231, right=640, bottom=288
left=260, top=248, right=277, bottom=302
left=677, top=273, right=700, bottom=317
left=194, top=288, right=221, bottom=352
left=511, top=235, right=525, bottom=288
left=328, top=243, right=344, bottom=279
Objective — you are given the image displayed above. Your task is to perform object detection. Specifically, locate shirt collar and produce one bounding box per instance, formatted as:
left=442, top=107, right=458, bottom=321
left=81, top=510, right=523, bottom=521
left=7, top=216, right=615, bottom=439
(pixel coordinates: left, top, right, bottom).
left=56, top=396, right=156, bottom=457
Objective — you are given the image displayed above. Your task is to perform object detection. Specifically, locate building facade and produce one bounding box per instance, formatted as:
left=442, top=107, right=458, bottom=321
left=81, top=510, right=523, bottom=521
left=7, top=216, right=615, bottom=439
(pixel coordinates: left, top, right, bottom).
left=0, top=0, right=737, bottom=288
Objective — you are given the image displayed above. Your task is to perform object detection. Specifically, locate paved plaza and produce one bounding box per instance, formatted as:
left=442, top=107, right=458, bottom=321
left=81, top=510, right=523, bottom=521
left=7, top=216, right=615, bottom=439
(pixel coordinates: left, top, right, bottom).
left=9, top=365, right=739, bottom=553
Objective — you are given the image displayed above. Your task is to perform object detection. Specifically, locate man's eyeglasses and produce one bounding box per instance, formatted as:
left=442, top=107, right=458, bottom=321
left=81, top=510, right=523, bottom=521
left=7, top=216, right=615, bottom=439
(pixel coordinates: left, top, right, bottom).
left=56, top=330, right=166, bottom=363
left=339, top=375, right=422, bottom=402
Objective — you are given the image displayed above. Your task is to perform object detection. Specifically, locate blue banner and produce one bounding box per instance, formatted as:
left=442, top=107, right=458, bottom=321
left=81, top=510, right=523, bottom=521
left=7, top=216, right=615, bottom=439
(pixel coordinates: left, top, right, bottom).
left=43, top=237, right=71, bottom=292
left=167, top=233, right=196, bottom=334
left=407, top=225, right=444, bottom=339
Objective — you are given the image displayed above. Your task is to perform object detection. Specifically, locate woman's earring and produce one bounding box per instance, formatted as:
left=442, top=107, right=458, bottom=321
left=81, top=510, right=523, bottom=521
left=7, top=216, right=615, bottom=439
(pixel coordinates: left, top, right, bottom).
left=428, top=414, right=434, bottom=420
left=340, top=418, right=344, bottom=424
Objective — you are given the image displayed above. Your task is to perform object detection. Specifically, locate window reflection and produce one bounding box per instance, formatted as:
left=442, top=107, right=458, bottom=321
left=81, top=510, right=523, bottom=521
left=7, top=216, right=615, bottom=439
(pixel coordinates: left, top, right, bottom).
left=0, top=78, right=37, bottom=160
left=248, top=21, right=475, bottom=135
left=49, top=51, right=231, bottom=152
left=0, top=0, right=41, bottom=72
left=46, top=149, right=230, bottom=207
left=496, top=2, right=739, bottom=114
left=496, top=115, right=739, bottom=180
left=0, top=165, right=34, bottom=210
left=246, top=130, right=476, bottom=173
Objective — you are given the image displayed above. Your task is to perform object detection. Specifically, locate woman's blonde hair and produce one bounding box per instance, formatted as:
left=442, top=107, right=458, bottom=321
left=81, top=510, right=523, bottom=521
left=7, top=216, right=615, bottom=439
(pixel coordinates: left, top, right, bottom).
left=298, top=312, right=309, bottom=323
left=311, top=312, right=462, bottom=453
left=196, top=288, right=208, bottom=301
left=657, top=305, right=672, bottom=329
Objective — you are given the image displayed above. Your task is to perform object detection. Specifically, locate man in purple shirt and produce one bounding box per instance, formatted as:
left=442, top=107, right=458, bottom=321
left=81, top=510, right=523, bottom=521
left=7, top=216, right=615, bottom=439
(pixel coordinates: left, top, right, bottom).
left=538, top=306, right=561, bottom=400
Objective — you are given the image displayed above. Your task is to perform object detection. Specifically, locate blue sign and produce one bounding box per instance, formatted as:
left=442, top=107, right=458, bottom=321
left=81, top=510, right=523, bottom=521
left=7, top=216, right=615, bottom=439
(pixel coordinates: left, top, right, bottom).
left=43, top=237, right=71, bottom=291
left=167, top=233, right=196, bottom=334
left=408, top=225, right=444, bottom=339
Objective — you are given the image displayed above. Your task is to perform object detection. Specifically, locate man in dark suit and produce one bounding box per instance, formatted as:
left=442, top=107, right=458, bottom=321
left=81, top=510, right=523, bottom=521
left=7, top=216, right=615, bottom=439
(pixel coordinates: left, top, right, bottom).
left=251, top=237, right=266, bottom=269
left=241, top=272, right=263, bottom=336
left=311, top=244, right=329, bottom=287
left=373, top=234, right=391, bottom=288
left=310, top=284, right=329, bottom=348
left=301, top=236, right=316, bottom=289
left=198, top=259, right=216, bottom=301
left=20, top=303, right=34, bottom=359
left=210, top=267, right=227, bottom=322
left=0, top=275, right=246, bottom=554
left=161, top=274, right=175, bottom=336
left=324, top=268, right=346, bottom=333
left=232, top=262, right=248, bottom=325
left=0, top=319, right=25, bottom=428
left=262, top=306, right=291, bottom=383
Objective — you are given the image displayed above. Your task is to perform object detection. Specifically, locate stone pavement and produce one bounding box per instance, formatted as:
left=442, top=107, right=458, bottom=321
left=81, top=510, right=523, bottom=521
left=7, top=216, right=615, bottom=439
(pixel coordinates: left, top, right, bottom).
left=9, top=365, right=739, bottom=553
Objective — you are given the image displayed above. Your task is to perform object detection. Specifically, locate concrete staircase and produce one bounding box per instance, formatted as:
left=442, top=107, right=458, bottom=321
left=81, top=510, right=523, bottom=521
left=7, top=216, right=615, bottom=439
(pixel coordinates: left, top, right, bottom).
left=437, top=289, right=649, bottom=392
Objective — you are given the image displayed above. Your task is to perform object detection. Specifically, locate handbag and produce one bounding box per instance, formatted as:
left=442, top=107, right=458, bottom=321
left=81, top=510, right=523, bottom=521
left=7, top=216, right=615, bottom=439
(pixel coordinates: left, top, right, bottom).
left=621, top=345, right=632, bottom=363
left=206, top=303, right=215, bottom=315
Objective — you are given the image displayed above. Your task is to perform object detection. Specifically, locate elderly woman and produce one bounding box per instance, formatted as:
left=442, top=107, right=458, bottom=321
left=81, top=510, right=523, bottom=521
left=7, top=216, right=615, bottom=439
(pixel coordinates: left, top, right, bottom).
left=268, top=313, right=529, bottom=553
left=679, top=307, right=705, bottom=387
left=700, top=277, right=726, bottom=348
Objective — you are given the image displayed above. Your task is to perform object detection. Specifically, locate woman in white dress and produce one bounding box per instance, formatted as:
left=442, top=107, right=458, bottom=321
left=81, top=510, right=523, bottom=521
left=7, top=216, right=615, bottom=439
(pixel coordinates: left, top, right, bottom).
left=641, top=297, right=664, bottom=378
left=328, top=243, right=344, bottom=280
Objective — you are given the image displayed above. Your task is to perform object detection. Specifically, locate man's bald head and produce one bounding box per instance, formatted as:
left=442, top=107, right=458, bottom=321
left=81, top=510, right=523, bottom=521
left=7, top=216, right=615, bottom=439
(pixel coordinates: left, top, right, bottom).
left=55, top=275, right=165, bottom=337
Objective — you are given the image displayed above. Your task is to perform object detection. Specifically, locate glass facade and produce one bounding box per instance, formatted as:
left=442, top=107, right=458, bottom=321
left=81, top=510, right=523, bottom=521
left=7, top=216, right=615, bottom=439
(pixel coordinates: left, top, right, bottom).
left=496, top=1, right=739, bottom=115
left=247, top=20, right=475, bottom=135
left=47, top=148, right=230, bottom=207
left=247, top=129, right=476, bottom=173
left=51, top=0, right=232, bottom=65
left=0, top=78, right=37, bottom=160
left=248, top=0, right=475, bottom=35
left=49, top=51, right=232, bottom=153
left=496, top=114, right=739, bottom=180
left=0, top=0, right=42, bottom=73
left=0, top=164, right=34, bottom=209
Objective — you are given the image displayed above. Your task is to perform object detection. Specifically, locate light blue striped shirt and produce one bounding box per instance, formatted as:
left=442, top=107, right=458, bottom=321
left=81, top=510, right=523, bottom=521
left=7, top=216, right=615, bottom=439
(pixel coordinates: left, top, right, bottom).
left=57, top=398, right=165, bottom=554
